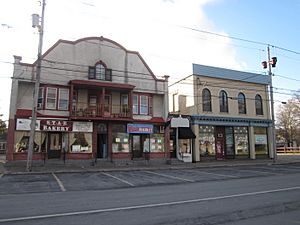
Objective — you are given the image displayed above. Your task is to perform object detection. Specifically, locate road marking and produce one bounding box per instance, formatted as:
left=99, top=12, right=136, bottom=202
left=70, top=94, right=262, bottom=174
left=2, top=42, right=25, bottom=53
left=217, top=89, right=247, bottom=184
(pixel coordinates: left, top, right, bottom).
left=193, top=170, right=239, bottom=178
left=236, top=169, right=281, bottom=175
left=258, top=166, right=300, bottom=173
left=52, top=173, right=66, bottom=192
left=145, top=170, right=194, bottom=182
left=102, top=172, right=135, bottom=187
left=1, top=185, right=300, bottom=223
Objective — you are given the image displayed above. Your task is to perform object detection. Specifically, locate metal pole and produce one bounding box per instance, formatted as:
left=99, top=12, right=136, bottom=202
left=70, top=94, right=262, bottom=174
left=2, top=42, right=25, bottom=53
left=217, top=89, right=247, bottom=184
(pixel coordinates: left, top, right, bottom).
left=27, top=0, right=46, bottom=171
left=267, top=45, right=277, bottom=162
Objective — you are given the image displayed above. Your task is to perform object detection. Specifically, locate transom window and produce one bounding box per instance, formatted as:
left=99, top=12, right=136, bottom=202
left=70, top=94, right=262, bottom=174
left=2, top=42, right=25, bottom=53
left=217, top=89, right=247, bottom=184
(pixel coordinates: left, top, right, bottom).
left=202, top=88, right=212, bottom=112
left=238, top=92, right=246, bottom=114
left=255, top=94, right=263, bottom=115
left=219, top=90, right=228, bottom=113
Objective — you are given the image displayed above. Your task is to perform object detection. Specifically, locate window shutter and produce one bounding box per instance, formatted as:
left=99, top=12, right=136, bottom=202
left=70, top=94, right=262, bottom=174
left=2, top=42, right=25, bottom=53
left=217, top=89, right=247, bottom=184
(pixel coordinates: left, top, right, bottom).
left=88, top=66, right=95, bottom=79
left=105, top=69, right=112, bottom=81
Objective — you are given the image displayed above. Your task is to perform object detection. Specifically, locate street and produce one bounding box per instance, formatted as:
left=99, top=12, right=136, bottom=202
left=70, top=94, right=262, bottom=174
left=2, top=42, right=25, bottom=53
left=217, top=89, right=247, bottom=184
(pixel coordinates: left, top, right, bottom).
left=1, top=164, right=300, bottom=224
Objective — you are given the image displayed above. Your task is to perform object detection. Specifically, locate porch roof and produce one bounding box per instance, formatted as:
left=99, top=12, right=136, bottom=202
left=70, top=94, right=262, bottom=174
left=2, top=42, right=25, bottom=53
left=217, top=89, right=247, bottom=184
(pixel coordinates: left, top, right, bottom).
left=70, top=80, right=135, bottom=90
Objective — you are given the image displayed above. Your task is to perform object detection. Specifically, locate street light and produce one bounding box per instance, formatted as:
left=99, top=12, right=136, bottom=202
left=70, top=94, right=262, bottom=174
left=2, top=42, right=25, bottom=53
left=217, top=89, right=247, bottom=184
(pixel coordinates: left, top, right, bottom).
left=262, top=45, right=277, bottom=162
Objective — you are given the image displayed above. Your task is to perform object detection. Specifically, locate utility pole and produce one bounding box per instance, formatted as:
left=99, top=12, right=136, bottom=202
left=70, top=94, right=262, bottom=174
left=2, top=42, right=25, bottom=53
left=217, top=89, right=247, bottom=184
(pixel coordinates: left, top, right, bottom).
left=27, top=0, right=46, bottom=172
left=264, top=45, right=277, bottom=162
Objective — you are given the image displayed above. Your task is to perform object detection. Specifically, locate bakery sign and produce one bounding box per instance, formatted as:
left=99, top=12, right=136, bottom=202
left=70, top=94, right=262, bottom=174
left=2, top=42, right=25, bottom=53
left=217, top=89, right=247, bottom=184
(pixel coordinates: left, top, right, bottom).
left=40, top=120, right=72, bottom=132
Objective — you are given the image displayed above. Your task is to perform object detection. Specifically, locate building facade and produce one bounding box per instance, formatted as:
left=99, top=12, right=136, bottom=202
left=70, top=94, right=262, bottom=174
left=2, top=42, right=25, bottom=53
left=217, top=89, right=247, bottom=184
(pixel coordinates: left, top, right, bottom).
left=7, top=37, right=169, bottom=163
left=169, top=64, right=273, bottom=162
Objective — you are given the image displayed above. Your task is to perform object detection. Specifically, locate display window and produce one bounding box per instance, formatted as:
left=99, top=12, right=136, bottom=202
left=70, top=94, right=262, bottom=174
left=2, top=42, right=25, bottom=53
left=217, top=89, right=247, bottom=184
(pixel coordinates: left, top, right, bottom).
left=69, top=132, right=92, bottom=153
left=254, top=127, right=268, bottom=155
left=199, top=126, right=215, bottom=157
left=150, top=134, right=164, bottom=152
left=14, top=131, right=46, bottom=153
left=112, top=124, right=130, bottom=153
left=234, top=127, right=249, bottom=156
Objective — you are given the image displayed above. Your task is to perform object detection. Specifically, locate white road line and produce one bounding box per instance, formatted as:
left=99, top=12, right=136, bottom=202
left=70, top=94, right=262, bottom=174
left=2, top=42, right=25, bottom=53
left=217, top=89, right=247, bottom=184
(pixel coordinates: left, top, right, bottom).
left=1, top=185, right=300, bottom=223
left=258, top=166, right=299, bottom=172
left=145, top=170, right=194, bottom=182
left=102, top=172, right=135, bottom=187
left=52, top=173, right=66, bottom=192
left=237, top=169, right=281, bottom=175
left=193, top=170, right=239, bottom=178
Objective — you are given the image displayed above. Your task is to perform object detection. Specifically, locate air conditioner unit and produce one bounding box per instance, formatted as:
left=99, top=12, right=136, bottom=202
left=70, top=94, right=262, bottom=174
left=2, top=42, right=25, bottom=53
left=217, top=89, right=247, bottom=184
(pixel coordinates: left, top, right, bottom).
left=37, top=103, right=42, bottom=109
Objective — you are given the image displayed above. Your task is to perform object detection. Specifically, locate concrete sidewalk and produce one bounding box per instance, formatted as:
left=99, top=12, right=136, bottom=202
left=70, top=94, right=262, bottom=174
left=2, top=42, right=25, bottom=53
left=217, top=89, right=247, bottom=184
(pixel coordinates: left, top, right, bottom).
left=1, top=154, right=300, bottom=174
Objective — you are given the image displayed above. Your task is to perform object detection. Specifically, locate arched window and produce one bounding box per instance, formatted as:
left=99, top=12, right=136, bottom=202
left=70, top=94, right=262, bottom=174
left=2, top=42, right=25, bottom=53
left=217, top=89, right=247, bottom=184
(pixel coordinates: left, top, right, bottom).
left=95, top=63, right=106, bottom=80
left=202, top=88, right=212, bottom=112
left=255, top=94, right=263, bottom=115
left=238, top=92, right=246, bottom=114
left=219, top=90, right=228, bottom=113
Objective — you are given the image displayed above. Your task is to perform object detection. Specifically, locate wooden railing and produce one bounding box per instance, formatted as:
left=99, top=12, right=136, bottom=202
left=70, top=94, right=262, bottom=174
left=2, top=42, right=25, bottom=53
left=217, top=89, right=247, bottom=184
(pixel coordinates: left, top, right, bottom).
left=71, top=104, right=131, bottom=119
left=277, top=146, right=300, bottom=154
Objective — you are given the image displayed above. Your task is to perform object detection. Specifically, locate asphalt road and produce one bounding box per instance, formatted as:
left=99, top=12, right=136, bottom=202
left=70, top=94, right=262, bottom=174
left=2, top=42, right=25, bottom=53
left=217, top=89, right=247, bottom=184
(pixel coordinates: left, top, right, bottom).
left=1, top=164, right=300, bottom=224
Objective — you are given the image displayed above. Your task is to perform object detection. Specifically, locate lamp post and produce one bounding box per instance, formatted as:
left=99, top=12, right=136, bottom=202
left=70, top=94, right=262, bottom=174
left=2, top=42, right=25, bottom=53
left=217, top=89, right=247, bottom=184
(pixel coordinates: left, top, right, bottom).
left=262, top=45, right=277, bottom=162
left=26, top=0, right=46, bottom=171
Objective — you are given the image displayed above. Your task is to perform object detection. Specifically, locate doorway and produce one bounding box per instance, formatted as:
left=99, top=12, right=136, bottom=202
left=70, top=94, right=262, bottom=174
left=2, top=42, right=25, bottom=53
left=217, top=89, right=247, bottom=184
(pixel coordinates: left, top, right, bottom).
left=215, top=126, right=225, bottom=160
left=48, top=133, right=62, bottom=159
left=97, top=134, right=108, bottom=159
left=132, top=135, right=143, bottom=158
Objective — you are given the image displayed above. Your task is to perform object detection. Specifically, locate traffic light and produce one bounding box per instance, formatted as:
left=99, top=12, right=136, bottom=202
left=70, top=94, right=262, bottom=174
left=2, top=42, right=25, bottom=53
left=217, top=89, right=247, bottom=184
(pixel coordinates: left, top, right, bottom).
left=271, top=57, right=277, bottom=67
left=262, top=61, right=268, bottom=69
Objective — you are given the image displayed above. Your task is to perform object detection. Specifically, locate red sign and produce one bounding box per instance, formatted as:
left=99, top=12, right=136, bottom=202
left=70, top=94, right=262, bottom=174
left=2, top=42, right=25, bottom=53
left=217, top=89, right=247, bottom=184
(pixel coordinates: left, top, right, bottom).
left=127, top=124, right=153, bottom=134
left=40, top=120, right=72, bottom=132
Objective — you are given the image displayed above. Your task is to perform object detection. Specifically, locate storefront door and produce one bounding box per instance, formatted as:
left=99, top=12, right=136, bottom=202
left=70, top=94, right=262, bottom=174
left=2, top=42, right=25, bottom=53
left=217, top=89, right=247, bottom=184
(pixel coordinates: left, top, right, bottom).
left=215, top=127, right=225, bottom=160
left=132, top=135, right=143, bottom=158
left=48, top=133, right=62, bottom=159
left=97, top=134, right=108, bottom=159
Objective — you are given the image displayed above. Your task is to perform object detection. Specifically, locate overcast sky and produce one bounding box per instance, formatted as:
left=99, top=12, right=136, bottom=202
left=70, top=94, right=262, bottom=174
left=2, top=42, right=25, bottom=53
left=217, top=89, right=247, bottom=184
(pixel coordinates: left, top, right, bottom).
left=1, top=0, right=300, bottom=121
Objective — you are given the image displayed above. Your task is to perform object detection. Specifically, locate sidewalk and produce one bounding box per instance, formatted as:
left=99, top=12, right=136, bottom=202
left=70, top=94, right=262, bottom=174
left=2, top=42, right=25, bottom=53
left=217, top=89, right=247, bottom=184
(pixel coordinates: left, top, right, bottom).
left=1, top=154, right=300, bottom=174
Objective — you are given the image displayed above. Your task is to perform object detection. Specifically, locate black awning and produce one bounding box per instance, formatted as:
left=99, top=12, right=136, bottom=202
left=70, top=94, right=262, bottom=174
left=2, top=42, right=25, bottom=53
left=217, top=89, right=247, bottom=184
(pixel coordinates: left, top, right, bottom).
left=178, top=127, right=196, bottom=139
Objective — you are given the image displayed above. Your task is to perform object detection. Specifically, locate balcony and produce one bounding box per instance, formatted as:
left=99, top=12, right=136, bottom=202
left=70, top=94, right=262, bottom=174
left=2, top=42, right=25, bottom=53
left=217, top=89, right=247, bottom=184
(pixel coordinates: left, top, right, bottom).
left=71, top=103, right=132, bottom=119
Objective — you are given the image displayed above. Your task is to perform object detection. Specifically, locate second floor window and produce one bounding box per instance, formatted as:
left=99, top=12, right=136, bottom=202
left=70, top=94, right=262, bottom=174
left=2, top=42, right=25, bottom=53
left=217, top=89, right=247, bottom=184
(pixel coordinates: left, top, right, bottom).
left=132, top=94, right=152, bottom=115
left=255, top=94, right=263, bottom=115
left=202, top=88, right=212, bottom=112
left=46, top=88, right=57, bottom=109
left=219, top=90, right=228, bottom=113
left=238, top=92, right=246, bottom=114
left=88, top=62, right=112, bottom=81
left=44, top=87, right=69, bottom=111
left=58, top=89, right=69, bottom=110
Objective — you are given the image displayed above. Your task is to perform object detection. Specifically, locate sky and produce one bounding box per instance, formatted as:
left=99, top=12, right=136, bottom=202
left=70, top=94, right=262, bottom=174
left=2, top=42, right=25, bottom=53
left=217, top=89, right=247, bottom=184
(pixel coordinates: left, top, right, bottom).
left=1, top=0, right=300, bottom=121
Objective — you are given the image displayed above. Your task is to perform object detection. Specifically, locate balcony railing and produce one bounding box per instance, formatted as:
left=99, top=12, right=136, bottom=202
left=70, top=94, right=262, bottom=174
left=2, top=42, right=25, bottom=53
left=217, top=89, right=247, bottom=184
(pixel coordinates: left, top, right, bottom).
left=71, top=103, right=131, bottom=118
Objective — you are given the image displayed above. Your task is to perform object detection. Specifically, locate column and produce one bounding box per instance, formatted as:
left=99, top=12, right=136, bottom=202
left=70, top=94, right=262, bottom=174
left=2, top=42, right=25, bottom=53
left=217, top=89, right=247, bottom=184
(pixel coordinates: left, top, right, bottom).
left=249, top=126, right=256, bottom=159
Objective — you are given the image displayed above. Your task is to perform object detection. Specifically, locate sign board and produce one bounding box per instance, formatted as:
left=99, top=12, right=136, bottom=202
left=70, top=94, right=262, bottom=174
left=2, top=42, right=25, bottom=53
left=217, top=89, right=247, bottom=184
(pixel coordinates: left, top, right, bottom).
left=40, top=120, right=72, bottom=132
left=170, top=117, right=189, bottom=128
left=255, top=134, right=267, bottom=145
left=73, top=122, right=93, bottom=132
left=16, top=119, right=40, bottom=131
left=127, top=124, right=153, bottom=134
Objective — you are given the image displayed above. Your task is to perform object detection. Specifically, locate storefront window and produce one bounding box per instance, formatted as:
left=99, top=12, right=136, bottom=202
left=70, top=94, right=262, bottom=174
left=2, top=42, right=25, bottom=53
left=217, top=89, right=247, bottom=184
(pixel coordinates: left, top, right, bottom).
left=254, top=127, right=268, bottom=155
left=234, top=127, right=249, bottom=156
left=14, top=131, right=45, bottom=153
left=69, top=132, right=92, bottom=153
left=150, top=134, right=164, bottom=152
left=225, top=127, right=234, bottom=157
left=199, top=126, right=215, bottom=157
left=112, top=124, right=129, bottom=153
left=179, top=139, right=190, bottom=154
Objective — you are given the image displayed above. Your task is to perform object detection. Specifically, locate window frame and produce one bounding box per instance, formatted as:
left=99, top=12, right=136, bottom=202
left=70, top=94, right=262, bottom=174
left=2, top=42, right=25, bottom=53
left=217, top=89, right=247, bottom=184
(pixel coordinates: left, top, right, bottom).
left=37, top=87, right=44, bottom=109
left=88, top=61, right=112, bottom=81
left=58, top=88, right=69, bottom=111
left=238, top=92, right=246, bottom=114
left=46, top=87, right=57, bottom=110
left=255, top=94, right=263, bottom=115
left=132, top=93, right=153, bottom=115
left=202, top=88, right=212, bottom=112
left=219, top=90, right=228, bottom=113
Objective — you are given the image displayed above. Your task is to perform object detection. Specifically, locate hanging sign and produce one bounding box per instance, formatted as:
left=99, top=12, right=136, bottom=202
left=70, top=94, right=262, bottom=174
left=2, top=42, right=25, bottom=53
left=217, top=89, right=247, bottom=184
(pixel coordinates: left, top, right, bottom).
left=40, top=120, right=72, bottom=132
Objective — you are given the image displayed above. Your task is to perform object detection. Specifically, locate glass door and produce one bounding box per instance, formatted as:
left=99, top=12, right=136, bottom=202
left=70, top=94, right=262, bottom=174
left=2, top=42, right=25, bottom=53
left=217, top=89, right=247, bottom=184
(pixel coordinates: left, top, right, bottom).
left=48, top=133, right=62, bottom=159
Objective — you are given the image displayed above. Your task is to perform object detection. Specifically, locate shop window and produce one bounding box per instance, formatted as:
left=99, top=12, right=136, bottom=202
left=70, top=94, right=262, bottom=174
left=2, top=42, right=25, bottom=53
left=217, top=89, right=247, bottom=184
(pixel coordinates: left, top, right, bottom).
left=14, top=131, right=45, bottom=153
left=202, top=88, right=212, bottom=112
left=234, top=127, right=249, bottom=156
left=238, top=92, right=246, bottom=114
left=69, top=132, right=92, bottom=153
left=255, top=94, right=263, bottom=115
left=225, top=127, right=234, bottom=157
left=199, top=126, right=215, bottom=157
left=150, top=134, right=164, bottom=152
left=219, top=90, right=228, bottom=113
left=254, top=127, right=268, bottom=155
left=112, top=124, right=129, bottom=153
